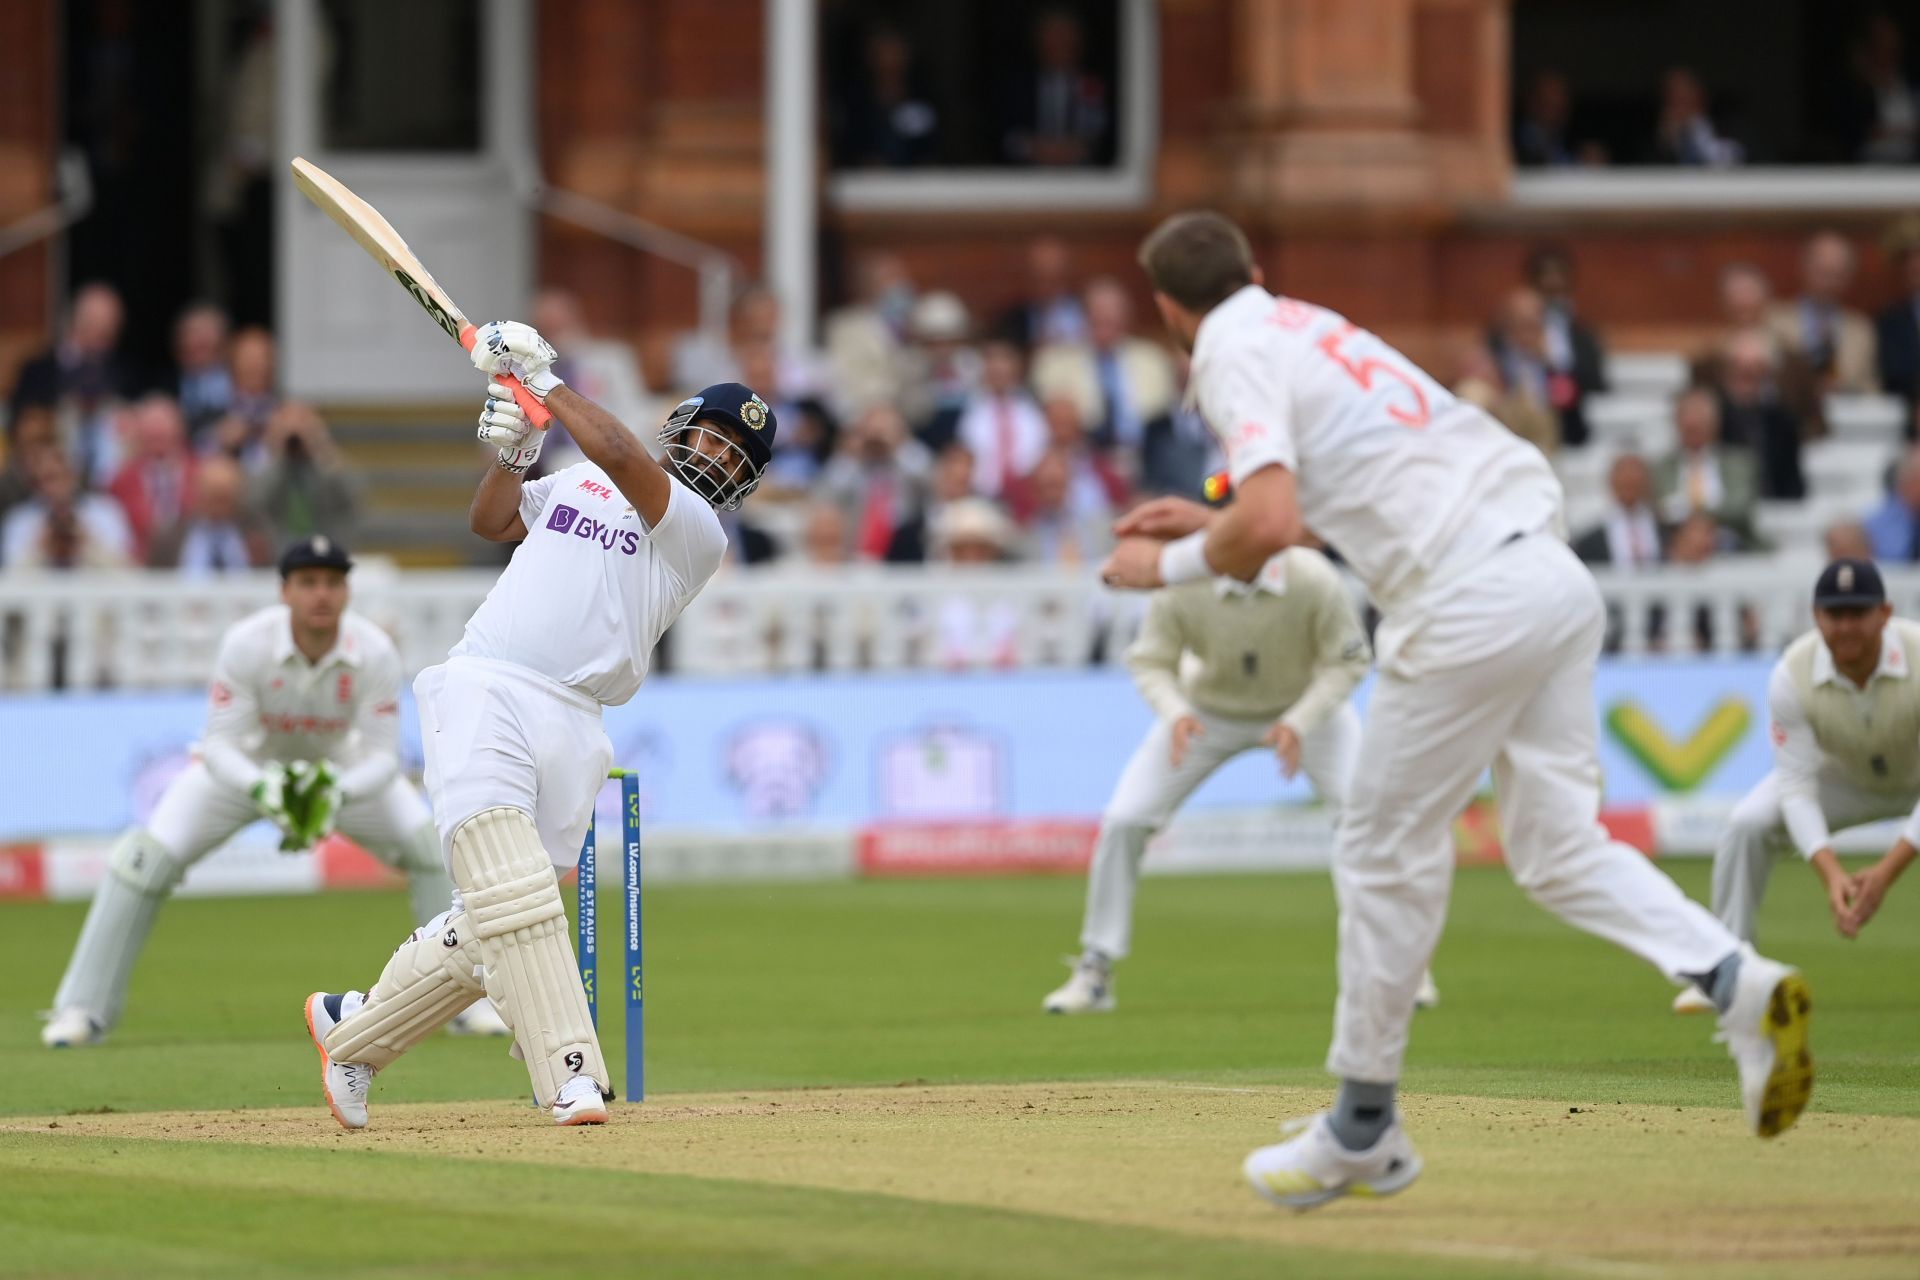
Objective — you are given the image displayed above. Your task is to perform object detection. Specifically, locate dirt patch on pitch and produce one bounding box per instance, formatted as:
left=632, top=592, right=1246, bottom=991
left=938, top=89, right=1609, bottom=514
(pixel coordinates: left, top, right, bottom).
left=10, top=1082, right=1919, bottom=1279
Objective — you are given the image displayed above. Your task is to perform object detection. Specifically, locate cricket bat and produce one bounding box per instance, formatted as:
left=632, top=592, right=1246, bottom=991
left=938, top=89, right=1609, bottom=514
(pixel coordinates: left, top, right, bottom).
left=289, top=156, right=550, bottom=427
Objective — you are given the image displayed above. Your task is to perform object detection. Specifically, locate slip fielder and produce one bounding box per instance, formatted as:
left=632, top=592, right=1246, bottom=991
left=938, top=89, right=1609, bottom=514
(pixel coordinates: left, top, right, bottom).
left=42, top=536, right=507, bottom=1046
left=1043, top=546, right=1436, bottom=1013
left=303, top=321, right=772, bottom=1128
left=1100, top=212, right=1811, bottom=1209
left=1673, top=558, right=1914, bottom=1012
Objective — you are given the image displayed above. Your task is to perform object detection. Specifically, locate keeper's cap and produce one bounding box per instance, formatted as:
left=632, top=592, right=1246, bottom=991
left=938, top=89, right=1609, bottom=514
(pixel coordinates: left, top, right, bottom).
left=278, top=534, right=353, bottom=578
left=1813, top=557, right=1885, bottom=608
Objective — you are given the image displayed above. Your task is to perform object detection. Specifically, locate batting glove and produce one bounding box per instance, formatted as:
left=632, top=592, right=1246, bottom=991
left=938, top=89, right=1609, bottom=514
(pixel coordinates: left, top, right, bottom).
left=470, top=321, right=564, bottom=403
left=478, top=379, right=546, bottom=474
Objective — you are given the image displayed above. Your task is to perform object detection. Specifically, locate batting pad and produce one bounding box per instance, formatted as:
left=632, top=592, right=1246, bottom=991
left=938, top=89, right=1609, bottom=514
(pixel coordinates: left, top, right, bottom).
left=451, top=807, right=609, bottom=1107
left=324, top=910, right=488, bottom=1070
left=52, top=829, right=180, bottom=1026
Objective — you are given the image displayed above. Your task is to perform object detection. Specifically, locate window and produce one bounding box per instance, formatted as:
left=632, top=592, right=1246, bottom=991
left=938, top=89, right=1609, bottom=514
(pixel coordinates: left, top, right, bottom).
left=319, top=0, right=482, bottom=152
left=823, top=0, right=1158, bottom=212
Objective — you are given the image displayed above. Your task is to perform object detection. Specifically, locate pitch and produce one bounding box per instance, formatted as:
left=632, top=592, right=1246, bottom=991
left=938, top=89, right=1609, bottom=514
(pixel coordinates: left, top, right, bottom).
left=1, top=866, right=1915, bottom=1278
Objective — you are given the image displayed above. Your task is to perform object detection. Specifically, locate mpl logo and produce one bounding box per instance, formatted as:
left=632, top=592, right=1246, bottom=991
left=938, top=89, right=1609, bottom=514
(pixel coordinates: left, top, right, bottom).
left=547, top=503, right=581, bottom=534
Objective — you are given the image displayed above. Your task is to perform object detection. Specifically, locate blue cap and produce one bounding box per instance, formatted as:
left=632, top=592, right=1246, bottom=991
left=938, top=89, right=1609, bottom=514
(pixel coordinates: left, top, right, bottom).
left=278, top=534, right=352, bottom=577
left=676, top=382, right=776, bottom=473
left=1813, top=558, right=1885, bottom=608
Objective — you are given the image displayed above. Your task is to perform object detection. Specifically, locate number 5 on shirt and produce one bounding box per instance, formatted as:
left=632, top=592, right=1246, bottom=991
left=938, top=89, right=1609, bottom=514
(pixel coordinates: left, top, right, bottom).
left=1316, top=323, right=1431, bottom=429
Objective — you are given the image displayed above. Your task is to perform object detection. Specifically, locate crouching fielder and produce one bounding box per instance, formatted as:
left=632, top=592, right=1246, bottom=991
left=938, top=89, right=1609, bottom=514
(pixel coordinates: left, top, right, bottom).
left=1045, top=547, right=1440, bottom=1012
left=1673, top=558, right=1916, bottom=1012
left=42, top=537, right=496, bottom=1047
left=304, top=321, right=770, bottom=1129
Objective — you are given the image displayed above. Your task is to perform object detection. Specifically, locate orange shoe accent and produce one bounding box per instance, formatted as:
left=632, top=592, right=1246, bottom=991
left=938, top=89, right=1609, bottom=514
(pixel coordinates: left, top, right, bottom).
left=304, top=993, right=357, bottom=1132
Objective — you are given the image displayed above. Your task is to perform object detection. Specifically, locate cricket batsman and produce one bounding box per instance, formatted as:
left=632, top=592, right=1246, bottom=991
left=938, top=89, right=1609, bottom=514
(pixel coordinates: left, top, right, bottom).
left=1672, top=558, right=1915, bottom=1012
left=1100, top=212, right=1812, bottom=1209
left=42, top=535, right=508, bottom=1046
left=304, top=321, right=771, bottom=1128
left=1043, top=546, right=1437, bottom=1014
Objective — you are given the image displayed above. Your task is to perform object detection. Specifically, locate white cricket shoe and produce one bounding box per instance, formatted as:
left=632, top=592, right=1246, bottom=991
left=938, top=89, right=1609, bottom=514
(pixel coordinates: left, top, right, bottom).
left=1717, top=950, right=1813, bottom=1138
left=40, top=1008, right=104, bottom=1049
left=1671, top=984, right=1715, bottom=1015
left=1414, top=970, right=1441, bottom=1010
left=553, top=1075, right=610, bottom=1126
left=447, top=1000, right=512, bottom=1037
left=1042, top=954, right=1115, bottom=1014
left=305, top=992, right=374, bottom=1131
left=1244, top=1113, right=1423, bottom=1211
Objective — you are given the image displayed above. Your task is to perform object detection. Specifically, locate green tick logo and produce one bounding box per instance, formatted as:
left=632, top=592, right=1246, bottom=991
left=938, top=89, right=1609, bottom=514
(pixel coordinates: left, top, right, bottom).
left=1604, top=696, right=1751, bottom=791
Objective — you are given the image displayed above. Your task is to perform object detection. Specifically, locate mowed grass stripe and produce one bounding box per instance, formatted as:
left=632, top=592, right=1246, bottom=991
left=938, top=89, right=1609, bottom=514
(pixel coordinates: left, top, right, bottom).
left=0, top=1132, right=1527, bottom=1280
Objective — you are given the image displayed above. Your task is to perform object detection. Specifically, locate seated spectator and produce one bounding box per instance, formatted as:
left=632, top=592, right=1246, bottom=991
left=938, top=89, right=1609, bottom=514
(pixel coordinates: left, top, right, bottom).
left=206, top=327, right=279, bottom=463
left=8, top=283, right=134, bottom=484
left=1572, top=454, right=1665, bottom=569
left=253, top=402, right=361, bottom=545
left=956, top=337, right=1048, bottom=500
left=173, top=302, right=234, bottom=435
left=147, top=455, right=272, bottom=573
left=1018, top=448, right=1113, bottom=565
left=0, top=404, right=60, bottom=528
left=675, top=285, right=827, bottom=404
left=1863, top=446, right=1920, bottom=562
left=886, top=441, right=976, bottom=563
left=1031, top=277, right=1177, bottom=467
left=107, top=396, right=197, bottom=561
left=1697, top=266, right=1827, bottom=437
left=999, top=7, right=1111, bottom=167
left=930, top=498, right=1021, bottom=669
left=1029, top=396, right=1128, bottom=516
left=1454, top=339, right=1557, bottom=455
left=1710, top=329, right=1809, bottom=500
left=824, top=252, right=916, bottom=418
left=1138, top=351, right=1217, bottom=498
left=1, top=449, right=133, bottom=570
left=714, top=507, right=779, bottom=568
left=1649, top=67, right=1743, bottom=166
left=1654, top=387, right=1759, bottom=546
left=1512, top=70, right=1604, bottom=167
left=1654, top=513, right=1760, bottom=654
left=1488, top=286, right=1594, bottom=448
left=1825, top=519, right=1875, bottom=561
left=1875, top=214, right=1920, bottom=414
left=1841, top=14, right=1920, bottom=165
left=1525, top=245, right=1608, bottom=434
left=532, top=287, right=651, bottom=446
left=832, top=25, right=939, bottom=168
left=738, top=339, right=836, bottom=496
left=798, top=501, right=853, bottom=567
left=1766, top=232, right=1878, bottom=393
left=998, top=236, right=1089, bottom=350
left=899, top=291, right=981, bottom=445
left=816, top=403, right=933, bottom=563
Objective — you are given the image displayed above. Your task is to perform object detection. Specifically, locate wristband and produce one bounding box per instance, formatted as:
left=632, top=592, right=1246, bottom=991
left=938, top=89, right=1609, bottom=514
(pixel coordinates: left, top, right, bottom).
left=1158, top=531, right=1213, bottom=585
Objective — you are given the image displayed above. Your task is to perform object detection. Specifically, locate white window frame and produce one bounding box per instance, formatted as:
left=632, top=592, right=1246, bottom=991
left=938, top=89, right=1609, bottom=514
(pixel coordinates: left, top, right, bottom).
left=827, top=0, right=1160, bottom=214
left=1511, top=168, right=1920, bottom=213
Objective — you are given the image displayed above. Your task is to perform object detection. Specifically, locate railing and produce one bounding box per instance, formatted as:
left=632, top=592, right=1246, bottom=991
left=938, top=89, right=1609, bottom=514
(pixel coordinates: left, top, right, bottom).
left=0, top=557, right=1911, bottom=692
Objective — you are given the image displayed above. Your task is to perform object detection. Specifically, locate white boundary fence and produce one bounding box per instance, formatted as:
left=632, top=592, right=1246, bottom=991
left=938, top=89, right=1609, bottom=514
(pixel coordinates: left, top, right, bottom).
left=0, top=555, right=1914, bottom=691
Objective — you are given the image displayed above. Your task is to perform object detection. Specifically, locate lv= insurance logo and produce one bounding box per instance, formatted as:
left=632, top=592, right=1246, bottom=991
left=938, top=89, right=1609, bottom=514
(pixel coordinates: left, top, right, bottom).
left=1604, top=697, right=1751, bottom=791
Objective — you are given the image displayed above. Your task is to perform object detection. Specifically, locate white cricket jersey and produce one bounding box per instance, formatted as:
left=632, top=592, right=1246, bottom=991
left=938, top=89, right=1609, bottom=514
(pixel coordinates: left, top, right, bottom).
left=450, top=462, right=728, bottom=706
left=200, top=606, right=404, bottom=800
left=1769, top=619, right=1920, bottom=856
left=1189, top=286, right=1564, bottom=616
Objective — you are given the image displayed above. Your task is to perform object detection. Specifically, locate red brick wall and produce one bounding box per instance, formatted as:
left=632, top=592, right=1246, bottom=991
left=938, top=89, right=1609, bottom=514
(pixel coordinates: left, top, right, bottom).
left=0, top=0, right=55, bottom=394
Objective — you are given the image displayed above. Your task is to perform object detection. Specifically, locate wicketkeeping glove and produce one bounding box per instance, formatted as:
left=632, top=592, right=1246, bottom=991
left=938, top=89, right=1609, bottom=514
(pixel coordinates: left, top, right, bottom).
left=278, top=759, right=344, bottom=851
left=251, top=762, right=298, bottom=847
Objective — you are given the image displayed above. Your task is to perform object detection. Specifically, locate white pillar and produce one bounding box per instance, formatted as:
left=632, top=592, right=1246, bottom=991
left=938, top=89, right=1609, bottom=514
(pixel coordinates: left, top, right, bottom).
left=764, top=0, right=818, bottom=349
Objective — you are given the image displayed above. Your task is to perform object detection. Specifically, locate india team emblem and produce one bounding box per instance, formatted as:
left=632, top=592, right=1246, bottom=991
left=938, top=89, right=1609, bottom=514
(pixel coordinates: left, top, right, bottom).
left=740, top=396, right=769, bottom=431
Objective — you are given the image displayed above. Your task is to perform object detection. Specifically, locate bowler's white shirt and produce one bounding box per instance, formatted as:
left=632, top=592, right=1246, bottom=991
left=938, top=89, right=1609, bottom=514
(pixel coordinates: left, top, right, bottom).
left=200, top=606, right=403, bottom=799
left=1188, top=286, right=1564, bottom=615
left=452, top=462, right=727, bottom=706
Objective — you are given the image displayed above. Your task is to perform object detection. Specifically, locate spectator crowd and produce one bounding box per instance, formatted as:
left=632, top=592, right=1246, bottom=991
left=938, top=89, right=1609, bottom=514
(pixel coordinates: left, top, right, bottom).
left=1, top=285, right=360, bottom=574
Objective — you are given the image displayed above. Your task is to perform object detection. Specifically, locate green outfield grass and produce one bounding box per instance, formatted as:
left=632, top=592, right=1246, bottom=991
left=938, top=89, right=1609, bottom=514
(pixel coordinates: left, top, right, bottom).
left=0, top=861, right=1915, bottom=1278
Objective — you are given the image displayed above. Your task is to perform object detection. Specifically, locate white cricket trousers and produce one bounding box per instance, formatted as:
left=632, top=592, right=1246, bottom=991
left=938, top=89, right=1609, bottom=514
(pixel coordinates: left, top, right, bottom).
left=1712, top=770, right=1915, bottom=941
left=1080, top=704, right=1361, bottom=960
left=1328, top=535, right=1738, bottom=1083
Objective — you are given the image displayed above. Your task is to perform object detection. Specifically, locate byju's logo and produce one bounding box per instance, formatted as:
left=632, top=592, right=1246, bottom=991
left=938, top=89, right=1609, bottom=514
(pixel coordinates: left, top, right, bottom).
left=547, top=503, right=581, bottom=534
left=545, top=501, right=641, bottom=556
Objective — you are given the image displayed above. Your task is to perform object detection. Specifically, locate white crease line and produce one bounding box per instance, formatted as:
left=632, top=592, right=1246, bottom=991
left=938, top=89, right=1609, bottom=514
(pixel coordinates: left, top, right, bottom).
left=1410, top=1239, right=1670, bottom=1280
